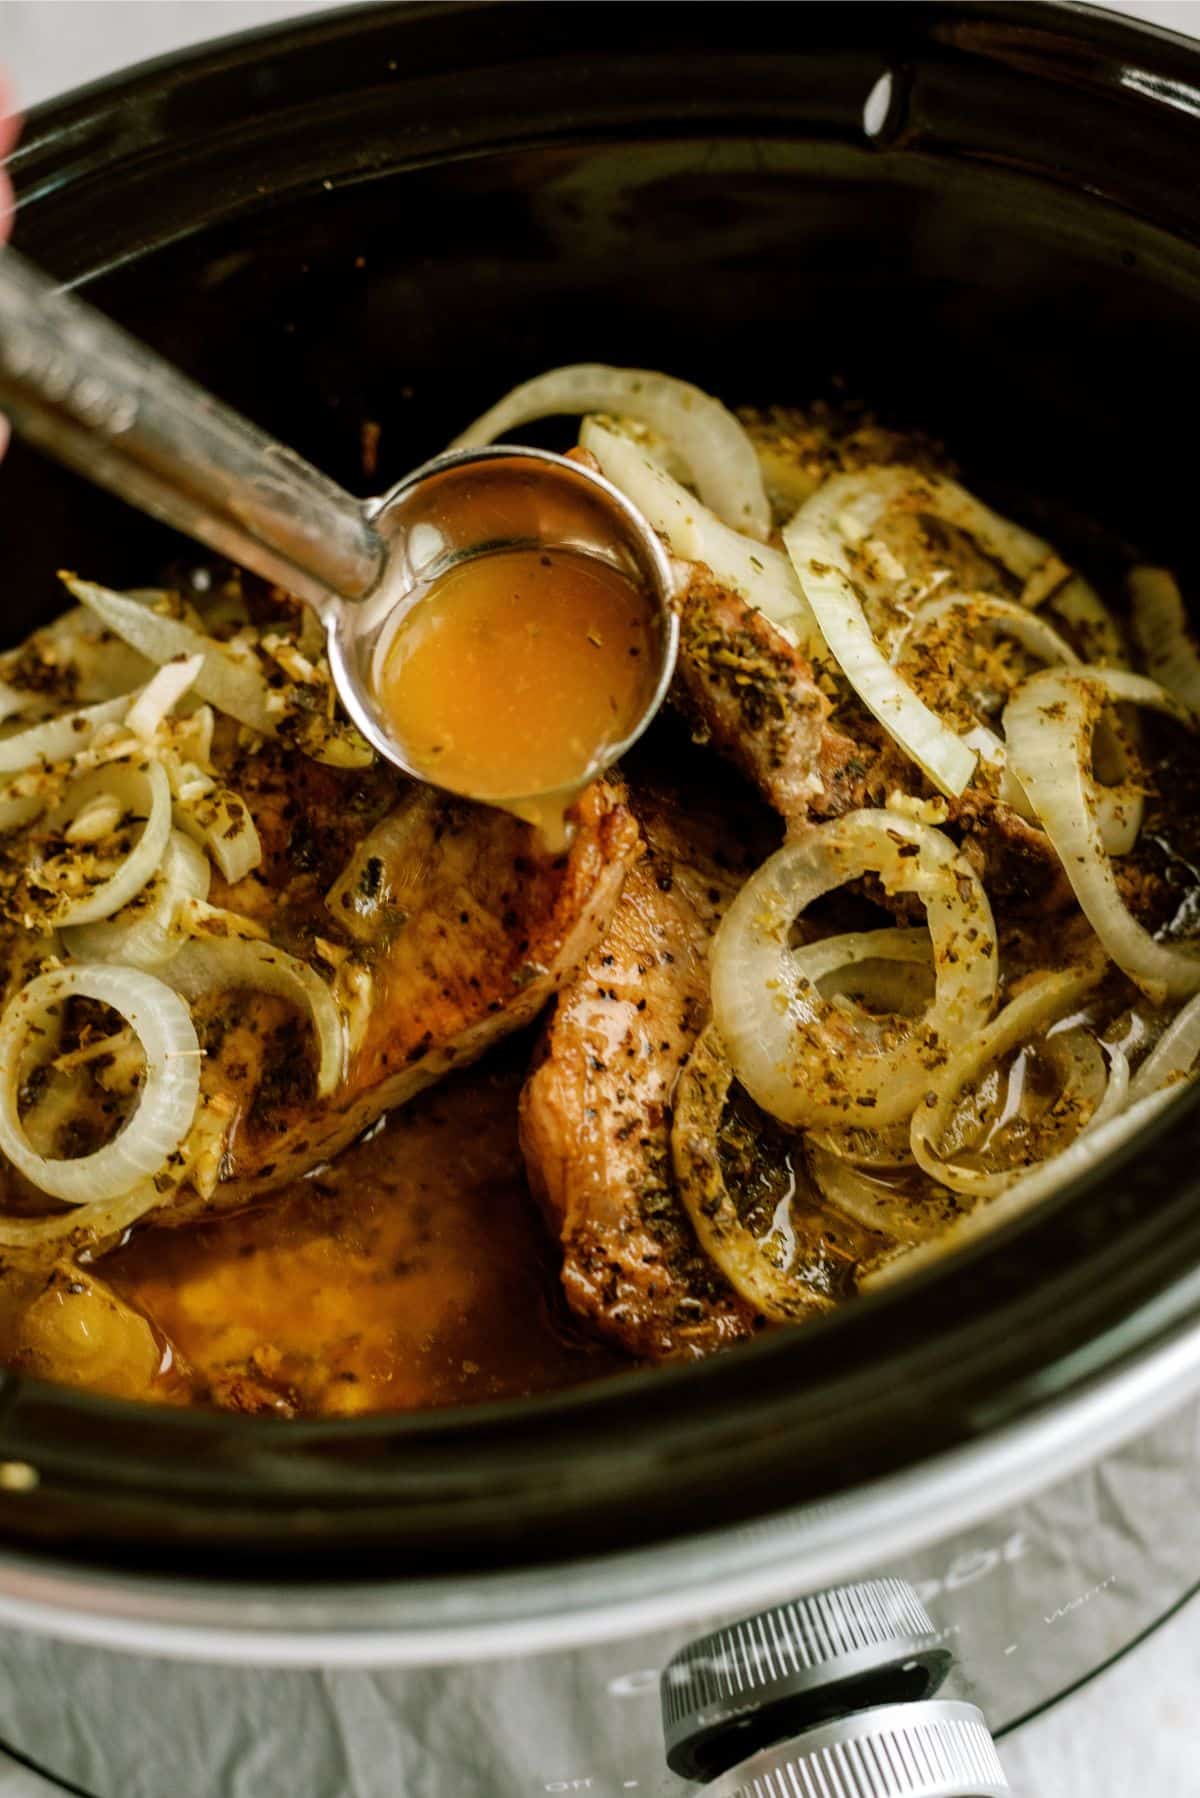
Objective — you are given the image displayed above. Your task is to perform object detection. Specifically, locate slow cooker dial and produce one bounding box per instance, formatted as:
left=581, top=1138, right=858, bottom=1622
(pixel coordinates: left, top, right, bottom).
left=699, top=1700, right=1008, bottom=1798
left=661, top=1577, right=951, bottom=1782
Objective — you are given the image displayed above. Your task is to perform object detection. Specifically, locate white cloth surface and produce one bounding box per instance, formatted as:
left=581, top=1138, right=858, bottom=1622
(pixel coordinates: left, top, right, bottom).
left=4, top=2, right=1200, bottom=1794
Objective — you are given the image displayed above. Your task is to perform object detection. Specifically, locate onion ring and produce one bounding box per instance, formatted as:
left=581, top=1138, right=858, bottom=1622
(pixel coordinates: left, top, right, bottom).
left=1129, top=565, right=1200, bottom=717
left=865, top=1081, right=1184, bottom=1290
left=30, top=757, right=173, bottom=929
left=0, top=964, right=201, bottom=1206
left=451, top=364, right=772, bottom=539
left=711, top=809, right=997, bottom=1129
left=1004, top=667, right=1200, bottom=999
left=164, top=914, right=346, bottom=1097
left=63, top=831, right=211, bottom=969
left=671, top=1025, right=833, bottom=1322
left=909, top=959, right=1108, bottom=1199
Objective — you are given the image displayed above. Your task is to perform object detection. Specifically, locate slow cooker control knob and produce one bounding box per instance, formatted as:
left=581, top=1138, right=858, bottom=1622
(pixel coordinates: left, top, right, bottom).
left=662, top=1577, right=950, bottom=1781
left=701, top=1701, right=1009, bottom=1798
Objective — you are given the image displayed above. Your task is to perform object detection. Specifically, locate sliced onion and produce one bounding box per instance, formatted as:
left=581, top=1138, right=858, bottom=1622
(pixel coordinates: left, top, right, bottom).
left=0, top=695, right=133, bottom=776
left=1089, top=1040, right=1131, bottom=1129
left=909, top=959, right=1108, bottom=1199
left=790, top=465, right=1061, bottom=610
left=1004, top=667, right=1200, bottom=999
left=808, top=1118, right=916, bottom=1169
left=784, top=514, right=976, bottom=796
left=671, top=1025, right=833, bottom=1322
left=892, top=590, right=1082, bottom=672
left=0, top=965, right=201, bottom=1206
left=711, top=809, right=997, bottom=1129
left=62, top=832, right=211, bottom=968
left=0, top=768, right=58, bottom=835
left=1128, top=992, right=1200, bottom=1102
left=0, top=608, right=154, bottom=709
left=30, top=758, right=173, bottom=929
left=0, top=1180, right=169, bottom=1254
left=808, top=1143, right=947, bottom=1245
left=171, top=778, right=262, bottom=885
left=124, top=654, right=203, bottom=741
left=1129, top=566, right=1200, bottom=717
left=580, top=419, right=822, bottom=652
left=164, top=921, right=346, bottom=1098
left=325, top=792, right=437, bottom=944
left=895, top=595, right=1140, bottom=854
left=1045, top=574, right=1129, bottom=669
left=799, top=926, right=933, bottom=991
left=1042, top=1025, right=1109, bottom=1118
left=64, top=577, right=276, bottom=735
left=450, top=364, right=772, bottom=540
left=864, top=1081, right=1185, bottom=1290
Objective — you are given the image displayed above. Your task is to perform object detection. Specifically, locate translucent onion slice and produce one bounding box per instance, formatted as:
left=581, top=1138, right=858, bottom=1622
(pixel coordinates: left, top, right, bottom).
left=32, top=758, right=173, bottom=929
left=580, top=419, right=822, bottom=652
left=1090, top=1041, right=1131, bottom=1129
left=1046, top=574, right=1129, bottom=669
left=894, top=593, right=1141, bottom=853
left=325, top=797, right=432, bottom=943
left=671, top=1025, right=833, bottom=1322
left=171, top=777, right=262, bottom=885
left=892, top=590, right=1082, bottom=681
left=1042, top=1025, right=1109, bottom=1119
left=808, top=1117, right=916, bottom=1169
left=1129, top=566, right=1200, bottom=717
left=0, top=1179, right=167, bottom=1254
left=790, top=465, right=1061, bottom=612
left=1128, top=991, right=1200, bottom=1102
left=164, top=918, right=346, bottom=1098
left=0, top=965, right=201, bottom=1206
left=799, top=926, right=933, bottom=990
left=909, top=960, right=1108, bottom=1199
left=62, top=832, right=211, bottom=969
left=0, top=769, right=57, bottom=835
left=0, top=695, right=132, bottom=776
left=0, top=605, right=155, bottom=705
left=807, top=1144, right=944, bottom=1245
left=863, top=1081, right=1185, bottom=1290
left=450, top=364, right=772, bottom=540
left=783, top=514, right=976, bottom=797
left=125, top=654, right=203, bottom=741
left=710, top=809, right=997, bottom=1129
left=1004, top=667, right=1200, bottom=1000
left=63, top=577, right=276, bottom=735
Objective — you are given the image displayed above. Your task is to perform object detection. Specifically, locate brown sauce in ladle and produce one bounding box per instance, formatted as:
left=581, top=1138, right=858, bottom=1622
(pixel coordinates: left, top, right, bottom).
left=338, top=447, right=679, bottom=847
left=378, top=545, right=658, bottom=843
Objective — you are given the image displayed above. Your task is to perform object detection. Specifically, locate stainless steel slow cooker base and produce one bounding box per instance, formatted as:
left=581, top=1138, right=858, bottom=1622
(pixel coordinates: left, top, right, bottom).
left=2, top=1397, right=1197, bottom=1795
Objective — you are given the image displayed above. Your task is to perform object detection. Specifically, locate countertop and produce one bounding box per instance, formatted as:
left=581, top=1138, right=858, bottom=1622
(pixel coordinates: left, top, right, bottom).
left=4, top=3, right=1200, bottom=1795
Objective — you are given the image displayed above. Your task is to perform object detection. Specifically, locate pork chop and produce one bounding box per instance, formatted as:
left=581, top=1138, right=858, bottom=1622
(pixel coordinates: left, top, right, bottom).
left=519, top=770, right=770, bottom=1359
left=676, top=569, right=1072, bottom=910
left=161, top=749, right=640, bottom=1226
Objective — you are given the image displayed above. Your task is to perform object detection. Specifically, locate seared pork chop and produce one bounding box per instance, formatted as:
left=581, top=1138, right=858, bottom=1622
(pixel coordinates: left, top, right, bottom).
left=160, top=749, right=639, bottom=1225
left=676, top=570, right=1072, bottom=910
left=519, top=772, right=769, bottom=1358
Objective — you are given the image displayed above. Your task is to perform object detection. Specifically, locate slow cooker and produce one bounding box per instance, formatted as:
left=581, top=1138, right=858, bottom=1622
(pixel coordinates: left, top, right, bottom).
left=2, top=4, right=1200, bottom=1792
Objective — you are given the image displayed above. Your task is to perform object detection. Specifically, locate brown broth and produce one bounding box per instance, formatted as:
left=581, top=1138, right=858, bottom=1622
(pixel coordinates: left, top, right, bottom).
left=100, top=1061, right=630, bottom=1415
left=379, top=547, right=656, bottom=802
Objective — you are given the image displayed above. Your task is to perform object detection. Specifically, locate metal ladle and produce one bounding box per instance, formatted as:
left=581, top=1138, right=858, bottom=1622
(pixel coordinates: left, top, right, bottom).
left=0, top=246, right=679, bottom=804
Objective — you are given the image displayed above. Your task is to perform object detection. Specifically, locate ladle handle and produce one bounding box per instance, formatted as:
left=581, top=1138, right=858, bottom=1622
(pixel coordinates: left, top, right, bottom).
left=0, top=245, right=385, bottom=612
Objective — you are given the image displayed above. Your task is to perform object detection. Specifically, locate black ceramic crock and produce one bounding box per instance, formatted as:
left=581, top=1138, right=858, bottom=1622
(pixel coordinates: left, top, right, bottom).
left=1, top=0, right=1199, bottom=1591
